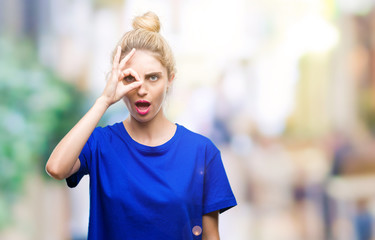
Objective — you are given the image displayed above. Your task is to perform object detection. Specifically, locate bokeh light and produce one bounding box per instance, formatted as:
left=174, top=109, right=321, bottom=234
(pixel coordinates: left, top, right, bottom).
left=192, top=225, right=202, bottom=236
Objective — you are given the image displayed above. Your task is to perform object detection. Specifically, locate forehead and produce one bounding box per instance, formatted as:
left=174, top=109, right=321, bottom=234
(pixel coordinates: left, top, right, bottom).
left=124, top=50, right=165, bottom=73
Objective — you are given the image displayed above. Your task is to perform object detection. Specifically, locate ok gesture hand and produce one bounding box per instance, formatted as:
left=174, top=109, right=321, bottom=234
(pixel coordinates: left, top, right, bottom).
left=101, top=46, right=142, bottom=107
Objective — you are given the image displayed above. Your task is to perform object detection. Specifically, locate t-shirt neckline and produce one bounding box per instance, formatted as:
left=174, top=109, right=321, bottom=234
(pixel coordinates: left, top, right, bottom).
left=117, top=122, right=182, bottom=153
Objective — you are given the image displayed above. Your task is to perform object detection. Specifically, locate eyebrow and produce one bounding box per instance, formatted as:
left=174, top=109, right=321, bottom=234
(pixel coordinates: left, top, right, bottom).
left=145, top=72, right=162, bottom=78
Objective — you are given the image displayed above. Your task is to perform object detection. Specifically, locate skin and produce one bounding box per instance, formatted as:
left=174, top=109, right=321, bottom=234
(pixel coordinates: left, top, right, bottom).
left=45, top=47, right=219, bottom=238
left=202, top=210, right=220, bottom=240
left=120, top=50, right=176, bottom=146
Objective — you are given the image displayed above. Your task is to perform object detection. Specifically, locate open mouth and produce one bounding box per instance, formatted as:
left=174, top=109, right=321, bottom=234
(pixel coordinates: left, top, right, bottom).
left=135, top=100, right=151, bottom=115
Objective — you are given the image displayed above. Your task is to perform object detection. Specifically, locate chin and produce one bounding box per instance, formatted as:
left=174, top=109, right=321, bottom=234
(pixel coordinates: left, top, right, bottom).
left=130, top=113, right=154, bottom=124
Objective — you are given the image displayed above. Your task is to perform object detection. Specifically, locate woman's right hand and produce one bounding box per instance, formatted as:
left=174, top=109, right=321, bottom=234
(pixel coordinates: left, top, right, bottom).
left=100, top=46, right=142, bottom=107
left=46, top=46, right=142, bottom=180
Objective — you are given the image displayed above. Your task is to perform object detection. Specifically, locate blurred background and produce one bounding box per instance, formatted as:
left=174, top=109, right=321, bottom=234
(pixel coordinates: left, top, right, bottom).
left=2, top=0, right=375, bottom=239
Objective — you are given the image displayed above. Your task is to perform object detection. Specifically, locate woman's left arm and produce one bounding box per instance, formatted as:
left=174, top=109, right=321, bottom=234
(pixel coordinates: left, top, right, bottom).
left=202, top=210, right=220, bottom=240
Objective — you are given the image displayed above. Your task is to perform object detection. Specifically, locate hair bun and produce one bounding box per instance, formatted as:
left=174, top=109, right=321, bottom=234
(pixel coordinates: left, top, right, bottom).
left=132, top=11, right=160, bottom=33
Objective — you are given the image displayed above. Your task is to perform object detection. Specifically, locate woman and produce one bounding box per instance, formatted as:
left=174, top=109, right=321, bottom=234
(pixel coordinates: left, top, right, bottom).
left=46, top=11, right=236, bottom=240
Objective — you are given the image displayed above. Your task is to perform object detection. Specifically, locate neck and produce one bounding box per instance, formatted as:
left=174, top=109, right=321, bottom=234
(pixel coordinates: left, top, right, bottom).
left=123, top=111, right=176, bottom=146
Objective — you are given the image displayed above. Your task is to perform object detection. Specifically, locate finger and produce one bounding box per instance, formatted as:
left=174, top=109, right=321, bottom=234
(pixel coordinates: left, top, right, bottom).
left=119, top=48, right=136, bottom=69
left=122, top=68, right=142, bottom=83
left=112, top=46, right=122, bottom=70
left=119, top=71, right=124, bottom=79
left=118, top=80, right=142, bottom=96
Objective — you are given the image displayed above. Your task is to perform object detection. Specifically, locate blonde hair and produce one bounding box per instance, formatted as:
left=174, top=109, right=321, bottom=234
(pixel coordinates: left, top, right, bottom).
left=113, top=12, right=176, bottom=78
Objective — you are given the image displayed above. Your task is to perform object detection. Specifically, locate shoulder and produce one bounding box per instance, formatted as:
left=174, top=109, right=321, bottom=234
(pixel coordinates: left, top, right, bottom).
left=177, top=124, right=220, bottom=155
left=90, top=122, right=123, bottom=140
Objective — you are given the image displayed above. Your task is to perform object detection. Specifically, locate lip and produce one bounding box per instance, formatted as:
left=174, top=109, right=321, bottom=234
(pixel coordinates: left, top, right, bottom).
left=135, top=100, right=151, bottom=115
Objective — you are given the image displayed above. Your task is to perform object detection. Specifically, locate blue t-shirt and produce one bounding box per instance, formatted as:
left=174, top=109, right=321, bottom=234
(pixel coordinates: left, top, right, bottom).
left=66, top=122, right=237, bottom=240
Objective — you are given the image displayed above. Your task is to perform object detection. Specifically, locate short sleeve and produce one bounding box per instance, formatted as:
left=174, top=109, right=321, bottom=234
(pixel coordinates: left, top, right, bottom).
left=66, top=129, right=95, bottom=188
left=203, top=150, right=237, bottom=215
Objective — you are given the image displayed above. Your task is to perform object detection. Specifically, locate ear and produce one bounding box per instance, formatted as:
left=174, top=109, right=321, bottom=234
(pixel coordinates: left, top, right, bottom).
left=168, top=73, right=175, bottom=87
left=167, top=73, right=175, bottom=89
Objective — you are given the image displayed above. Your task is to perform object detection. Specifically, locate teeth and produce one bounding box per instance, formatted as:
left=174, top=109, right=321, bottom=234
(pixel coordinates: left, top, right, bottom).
left=137, top=103, right=149, bottom=107
left=136, top=102, right=150, bottom=109
left=138, top=106, right=148, bottom=110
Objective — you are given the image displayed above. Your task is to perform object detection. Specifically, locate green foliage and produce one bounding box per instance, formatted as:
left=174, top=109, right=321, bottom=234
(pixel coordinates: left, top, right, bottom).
left=0, top=37, right=83, bottom=229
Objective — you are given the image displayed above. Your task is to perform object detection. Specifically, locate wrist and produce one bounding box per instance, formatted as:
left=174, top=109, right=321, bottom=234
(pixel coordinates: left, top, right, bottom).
left=95, top=96, right=111, bottom=110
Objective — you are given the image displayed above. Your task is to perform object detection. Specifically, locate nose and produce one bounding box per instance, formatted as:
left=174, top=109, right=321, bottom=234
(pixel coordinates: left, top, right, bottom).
left=137, top=79, right=148, bottom=96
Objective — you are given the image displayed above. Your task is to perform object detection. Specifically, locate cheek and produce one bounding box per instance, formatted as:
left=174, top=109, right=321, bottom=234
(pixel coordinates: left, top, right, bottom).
left=122, top=96, right=131, bottom=108
left=156, top=86, right=168, bottom=101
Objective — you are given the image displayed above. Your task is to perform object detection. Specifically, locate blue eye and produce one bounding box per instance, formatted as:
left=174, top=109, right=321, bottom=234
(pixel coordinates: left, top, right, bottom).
left=149, top=75, right=158, bottom=81
left=124, top=75, right=135, bottom=83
